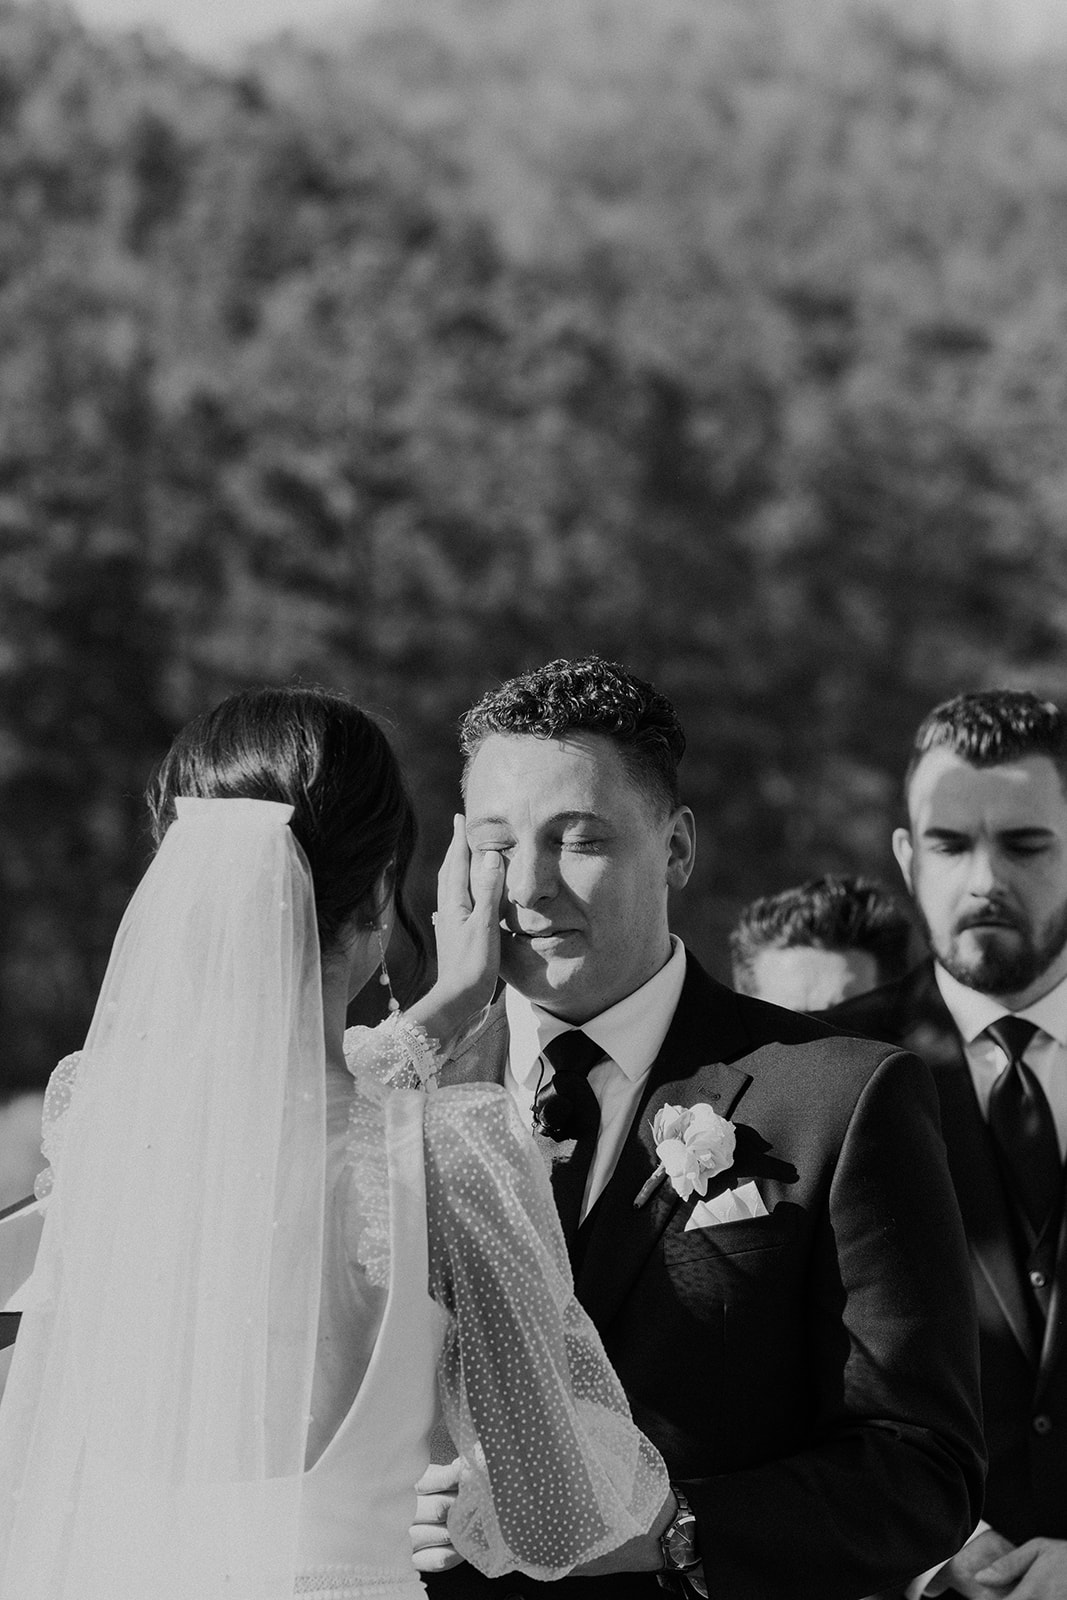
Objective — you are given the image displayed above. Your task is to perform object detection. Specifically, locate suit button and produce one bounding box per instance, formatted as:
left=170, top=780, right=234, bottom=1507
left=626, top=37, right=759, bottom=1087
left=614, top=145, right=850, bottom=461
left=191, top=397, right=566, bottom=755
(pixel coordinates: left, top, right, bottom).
left=1030, top=1270, right=1047, bottom=1288
left=1033, top=1414, right=1054, bottom=1435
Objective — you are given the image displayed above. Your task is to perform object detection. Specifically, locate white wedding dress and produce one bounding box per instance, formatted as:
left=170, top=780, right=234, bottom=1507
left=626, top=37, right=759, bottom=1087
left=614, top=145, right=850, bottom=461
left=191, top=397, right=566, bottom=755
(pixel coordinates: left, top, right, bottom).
left=297, top=1043, right=666, bottom=1598
left=1, top=1038, right=665, bottom=1600
left=294, top=1068, right=441, bottom=1600
left=0, top=800, right=665, bottom=1599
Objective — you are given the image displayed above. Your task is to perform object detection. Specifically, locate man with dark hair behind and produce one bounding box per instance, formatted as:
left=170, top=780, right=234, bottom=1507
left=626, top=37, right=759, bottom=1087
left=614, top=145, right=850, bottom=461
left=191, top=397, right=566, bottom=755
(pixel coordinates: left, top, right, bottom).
left=412, top=656, right=984, bottom=1600
left=730, top=874, right=914, bottom=1012
left=830, top=688, right=1067, bottom=1600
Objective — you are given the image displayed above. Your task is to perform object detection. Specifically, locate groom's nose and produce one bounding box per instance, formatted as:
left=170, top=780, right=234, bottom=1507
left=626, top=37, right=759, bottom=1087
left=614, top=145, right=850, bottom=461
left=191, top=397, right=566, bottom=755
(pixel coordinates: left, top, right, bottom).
left=503, top=840, right=556, bottom=907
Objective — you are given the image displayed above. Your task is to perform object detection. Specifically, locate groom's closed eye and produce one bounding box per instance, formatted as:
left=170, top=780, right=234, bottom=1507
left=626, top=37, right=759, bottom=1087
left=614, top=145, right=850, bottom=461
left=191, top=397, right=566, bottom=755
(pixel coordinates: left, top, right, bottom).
left=469, top=835, right=607, bottom=856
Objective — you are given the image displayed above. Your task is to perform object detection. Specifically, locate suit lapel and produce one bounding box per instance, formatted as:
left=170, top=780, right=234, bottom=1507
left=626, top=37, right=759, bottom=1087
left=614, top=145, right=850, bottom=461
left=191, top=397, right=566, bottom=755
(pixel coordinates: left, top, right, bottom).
left=574, top=958, right=753, bottom=1332
left=905, top=966, right=1039, bottom=1366
left=435, top=994, right=508, bottom=1087
left=1038, top=1204, right=1067, bottom=1384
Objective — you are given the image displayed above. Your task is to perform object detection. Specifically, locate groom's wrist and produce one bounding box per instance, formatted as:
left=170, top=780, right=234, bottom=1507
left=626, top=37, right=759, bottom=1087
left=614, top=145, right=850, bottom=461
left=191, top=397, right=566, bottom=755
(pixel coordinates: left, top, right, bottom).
left=657, top=1487, right=707, bottom=1594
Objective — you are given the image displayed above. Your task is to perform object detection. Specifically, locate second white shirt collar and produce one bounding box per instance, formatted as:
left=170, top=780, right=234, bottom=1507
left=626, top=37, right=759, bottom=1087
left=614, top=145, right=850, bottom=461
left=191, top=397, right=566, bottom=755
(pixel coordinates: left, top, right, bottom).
left=935, top=961, right=1067, bottom=1048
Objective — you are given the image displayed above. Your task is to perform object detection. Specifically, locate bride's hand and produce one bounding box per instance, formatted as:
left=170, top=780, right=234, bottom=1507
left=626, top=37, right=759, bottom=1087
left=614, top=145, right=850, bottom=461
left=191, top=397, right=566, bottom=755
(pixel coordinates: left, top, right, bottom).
left=435, top=813, right=504, bottom=1005
left=405, top=815, right=503, bottom=1048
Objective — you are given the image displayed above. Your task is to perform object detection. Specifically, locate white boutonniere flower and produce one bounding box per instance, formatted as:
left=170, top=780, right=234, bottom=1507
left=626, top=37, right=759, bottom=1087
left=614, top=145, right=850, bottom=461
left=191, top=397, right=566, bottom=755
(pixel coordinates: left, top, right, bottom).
left=634, top=1101, right=737, bottom=1208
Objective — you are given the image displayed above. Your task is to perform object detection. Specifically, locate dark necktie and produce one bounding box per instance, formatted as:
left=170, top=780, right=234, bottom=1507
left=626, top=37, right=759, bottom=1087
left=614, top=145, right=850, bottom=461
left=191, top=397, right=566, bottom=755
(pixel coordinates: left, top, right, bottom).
left=533, top=1030, right=603, bottom=1254
left=986, top=1016, right=1062, bottom=1242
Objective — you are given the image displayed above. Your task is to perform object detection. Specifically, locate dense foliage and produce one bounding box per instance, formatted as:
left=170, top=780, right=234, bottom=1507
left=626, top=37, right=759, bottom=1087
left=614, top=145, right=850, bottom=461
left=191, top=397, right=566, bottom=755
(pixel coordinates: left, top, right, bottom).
left=2, top=0, right=1066, bottom=1091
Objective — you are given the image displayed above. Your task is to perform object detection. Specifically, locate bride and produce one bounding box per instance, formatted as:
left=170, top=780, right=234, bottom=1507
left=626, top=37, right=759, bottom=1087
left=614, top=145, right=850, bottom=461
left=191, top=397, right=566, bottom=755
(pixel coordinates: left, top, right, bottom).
left=0, top=686, right=670, bottom=1600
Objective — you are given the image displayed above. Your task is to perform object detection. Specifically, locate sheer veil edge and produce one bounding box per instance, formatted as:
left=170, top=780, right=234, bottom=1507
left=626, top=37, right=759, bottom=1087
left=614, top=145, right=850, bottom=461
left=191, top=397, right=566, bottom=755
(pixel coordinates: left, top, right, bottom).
left=0, top=797, right=326, bottom=1600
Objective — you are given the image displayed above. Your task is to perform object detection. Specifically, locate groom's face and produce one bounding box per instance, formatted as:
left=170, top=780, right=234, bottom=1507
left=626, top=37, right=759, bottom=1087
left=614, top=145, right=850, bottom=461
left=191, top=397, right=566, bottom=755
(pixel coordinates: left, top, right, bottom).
left=464, top=731, right=694, bottom=1023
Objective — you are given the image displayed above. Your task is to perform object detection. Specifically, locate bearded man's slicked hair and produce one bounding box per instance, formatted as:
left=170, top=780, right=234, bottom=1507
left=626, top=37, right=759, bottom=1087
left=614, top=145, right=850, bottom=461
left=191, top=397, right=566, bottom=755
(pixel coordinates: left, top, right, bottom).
left=907, top=690, right=1067, bottom=794
left=460, top=657, right=686, bottom=814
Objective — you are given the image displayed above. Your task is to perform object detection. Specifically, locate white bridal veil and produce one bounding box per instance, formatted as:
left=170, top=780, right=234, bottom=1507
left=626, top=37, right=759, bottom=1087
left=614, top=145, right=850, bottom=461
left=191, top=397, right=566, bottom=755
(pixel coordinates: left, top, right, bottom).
left=0, top=798, right=326, bottom=1600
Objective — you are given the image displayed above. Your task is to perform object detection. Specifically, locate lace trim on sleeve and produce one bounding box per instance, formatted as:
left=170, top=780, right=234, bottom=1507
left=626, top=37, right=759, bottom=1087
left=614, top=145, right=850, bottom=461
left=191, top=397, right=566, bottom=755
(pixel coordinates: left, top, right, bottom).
left=341, top=1011, right=446, bottom=1289
left=344, top=1085, right=390, bottom=1290
left=424, top=1085, right=669, bottom=1581
left=34, top=1050, right=84, bottom=1200
left=343, top=1013, right=443, bottom=1093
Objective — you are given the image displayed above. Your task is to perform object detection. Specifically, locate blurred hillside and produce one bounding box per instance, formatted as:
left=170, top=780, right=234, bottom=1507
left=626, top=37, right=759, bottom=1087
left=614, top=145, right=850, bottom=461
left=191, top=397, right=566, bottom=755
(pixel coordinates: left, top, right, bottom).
left=2, top=0, right=1067, bottom=1091
left=63, top=0, right=1067, bottom=65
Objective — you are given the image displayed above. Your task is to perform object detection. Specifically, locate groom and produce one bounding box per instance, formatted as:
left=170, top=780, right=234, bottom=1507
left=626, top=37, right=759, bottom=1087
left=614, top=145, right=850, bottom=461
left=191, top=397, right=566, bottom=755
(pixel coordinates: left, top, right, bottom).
left=417, top=657, right=984, bottom=1600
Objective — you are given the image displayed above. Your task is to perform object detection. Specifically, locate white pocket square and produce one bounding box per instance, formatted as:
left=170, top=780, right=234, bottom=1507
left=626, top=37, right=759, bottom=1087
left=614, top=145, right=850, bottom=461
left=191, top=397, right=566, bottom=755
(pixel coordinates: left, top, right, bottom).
left=685, top=1181, right=768, bottom=1231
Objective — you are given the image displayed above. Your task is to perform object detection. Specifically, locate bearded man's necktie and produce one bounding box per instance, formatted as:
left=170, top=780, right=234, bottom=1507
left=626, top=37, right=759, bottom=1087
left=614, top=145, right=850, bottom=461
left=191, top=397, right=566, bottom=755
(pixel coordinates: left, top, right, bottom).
left=532, top=1029, right=604, bottom=1256
left=986, top=1015, right=1063, bottom=1244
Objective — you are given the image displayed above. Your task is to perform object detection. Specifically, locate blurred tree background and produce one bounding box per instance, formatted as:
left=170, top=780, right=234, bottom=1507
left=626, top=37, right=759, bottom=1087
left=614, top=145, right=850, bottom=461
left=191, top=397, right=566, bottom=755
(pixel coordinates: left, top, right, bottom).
left=1, top=0, right=1067, bottom=1096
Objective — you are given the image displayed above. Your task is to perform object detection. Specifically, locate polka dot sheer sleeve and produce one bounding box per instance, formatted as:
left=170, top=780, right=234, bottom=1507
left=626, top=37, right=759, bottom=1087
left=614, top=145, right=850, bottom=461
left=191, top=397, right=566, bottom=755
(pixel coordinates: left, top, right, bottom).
left=423, top=1084, right=669, bottom=1581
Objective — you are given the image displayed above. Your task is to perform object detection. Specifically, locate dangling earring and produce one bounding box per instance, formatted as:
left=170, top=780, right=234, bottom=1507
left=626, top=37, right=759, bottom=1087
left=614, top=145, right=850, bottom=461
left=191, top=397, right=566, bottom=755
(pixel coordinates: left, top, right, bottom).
left=377, top=925, right=400, bottom=1013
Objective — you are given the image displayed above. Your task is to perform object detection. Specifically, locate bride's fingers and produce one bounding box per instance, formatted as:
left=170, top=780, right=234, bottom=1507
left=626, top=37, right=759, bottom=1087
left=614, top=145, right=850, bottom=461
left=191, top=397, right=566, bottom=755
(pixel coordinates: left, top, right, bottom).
left=467, top=847, right=504, bottom=923
left=437, top=814, right=472, bottom=915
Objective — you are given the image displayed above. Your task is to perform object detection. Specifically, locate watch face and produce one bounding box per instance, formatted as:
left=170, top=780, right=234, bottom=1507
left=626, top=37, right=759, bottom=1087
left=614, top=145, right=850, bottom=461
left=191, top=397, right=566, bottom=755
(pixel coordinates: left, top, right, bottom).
left=663, top=1515, right=699, bottom=1570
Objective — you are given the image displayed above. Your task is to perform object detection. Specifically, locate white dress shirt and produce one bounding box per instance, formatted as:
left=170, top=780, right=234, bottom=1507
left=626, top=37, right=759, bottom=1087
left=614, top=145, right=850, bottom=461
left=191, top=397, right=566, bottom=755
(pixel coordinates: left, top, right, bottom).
left=503, top=936, right=688, bottom=1221
left=909, top=964, right=1067, bottom=1596
left=935, top=963, right=1067, bottom=1160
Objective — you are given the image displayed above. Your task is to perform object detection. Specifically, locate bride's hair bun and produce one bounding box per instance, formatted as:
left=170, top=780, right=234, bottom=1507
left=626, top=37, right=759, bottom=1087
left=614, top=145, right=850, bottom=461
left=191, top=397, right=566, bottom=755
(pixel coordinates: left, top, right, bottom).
left=146, top=685, right=426, bottom=978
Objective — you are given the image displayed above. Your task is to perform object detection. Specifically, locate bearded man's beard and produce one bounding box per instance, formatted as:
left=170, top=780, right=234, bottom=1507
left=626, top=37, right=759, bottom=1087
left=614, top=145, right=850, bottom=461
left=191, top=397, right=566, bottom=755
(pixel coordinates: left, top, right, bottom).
left=918, top=898, right=1067, bottom=996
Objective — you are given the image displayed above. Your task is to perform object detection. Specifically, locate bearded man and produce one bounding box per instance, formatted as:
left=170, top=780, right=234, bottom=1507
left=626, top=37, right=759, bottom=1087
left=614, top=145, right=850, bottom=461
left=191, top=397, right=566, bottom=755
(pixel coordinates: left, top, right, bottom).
left=831, top=690, right=1067, bottom=1600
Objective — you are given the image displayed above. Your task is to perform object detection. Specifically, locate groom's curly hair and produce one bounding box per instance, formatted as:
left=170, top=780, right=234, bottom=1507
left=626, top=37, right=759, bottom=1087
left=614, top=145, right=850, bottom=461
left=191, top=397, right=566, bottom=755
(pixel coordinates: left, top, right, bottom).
left=460, top=657, right=686, bottom=814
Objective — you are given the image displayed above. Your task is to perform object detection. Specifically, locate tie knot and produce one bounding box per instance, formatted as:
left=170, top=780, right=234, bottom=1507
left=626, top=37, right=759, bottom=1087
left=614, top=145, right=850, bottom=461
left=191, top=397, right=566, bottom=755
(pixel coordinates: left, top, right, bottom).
left=986, top=1015, right=1039, bottom=1065
left=542, top=1029, right=604, bottom=1080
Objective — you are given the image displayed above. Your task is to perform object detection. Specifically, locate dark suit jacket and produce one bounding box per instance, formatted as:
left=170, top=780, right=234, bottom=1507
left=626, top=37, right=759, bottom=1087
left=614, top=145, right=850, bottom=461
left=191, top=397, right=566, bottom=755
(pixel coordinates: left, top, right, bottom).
left=831, top=961, right=1067, bottom=1544
left=428, top=952, right=984, bottom=1600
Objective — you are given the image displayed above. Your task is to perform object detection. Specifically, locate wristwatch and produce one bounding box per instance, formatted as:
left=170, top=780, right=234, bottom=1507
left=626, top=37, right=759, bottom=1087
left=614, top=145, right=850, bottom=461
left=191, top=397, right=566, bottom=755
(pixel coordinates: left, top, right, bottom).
left=657, top=1488, right=707, bottom=1595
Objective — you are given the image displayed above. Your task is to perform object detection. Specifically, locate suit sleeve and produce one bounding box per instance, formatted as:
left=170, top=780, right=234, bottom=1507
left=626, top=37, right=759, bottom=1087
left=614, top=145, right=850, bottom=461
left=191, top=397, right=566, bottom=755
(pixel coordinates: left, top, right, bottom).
left=680, top=1048, right=986, bottom=1600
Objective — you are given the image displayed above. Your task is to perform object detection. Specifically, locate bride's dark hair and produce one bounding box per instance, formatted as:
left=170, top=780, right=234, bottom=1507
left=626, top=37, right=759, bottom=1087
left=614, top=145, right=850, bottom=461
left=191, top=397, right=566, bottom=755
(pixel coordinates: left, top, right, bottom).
left=146, top=685, right=426, bottom=976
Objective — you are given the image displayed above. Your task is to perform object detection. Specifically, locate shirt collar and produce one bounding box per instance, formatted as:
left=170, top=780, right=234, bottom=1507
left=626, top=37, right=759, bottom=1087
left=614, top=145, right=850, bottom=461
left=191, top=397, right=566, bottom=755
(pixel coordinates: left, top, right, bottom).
left=505, top=936, right=688, bottom=1087
left=934, top=961, right=1067, bottom=1047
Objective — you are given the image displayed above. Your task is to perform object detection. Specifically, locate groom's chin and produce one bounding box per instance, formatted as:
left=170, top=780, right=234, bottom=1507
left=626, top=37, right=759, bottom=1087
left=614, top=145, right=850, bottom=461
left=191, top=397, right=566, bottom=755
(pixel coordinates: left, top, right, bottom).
left=500, top=941, right=582, bottom=1011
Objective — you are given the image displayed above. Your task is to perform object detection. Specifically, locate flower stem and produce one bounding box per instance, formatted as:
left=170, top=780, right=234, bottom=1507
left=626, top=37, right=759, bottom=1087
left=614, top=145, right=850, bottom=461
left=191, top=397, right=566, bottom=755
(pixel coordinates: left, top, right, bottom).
left=633, top=1163, right=667, bottom=1209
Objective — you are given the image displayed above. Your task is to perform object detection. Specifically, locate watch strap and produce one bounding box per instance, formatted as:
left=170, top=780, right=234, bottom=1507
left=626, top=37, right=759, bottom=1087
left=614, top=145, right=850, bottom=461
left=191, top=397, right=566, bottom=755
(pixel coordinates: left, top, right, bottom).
left=659, top=1486, right=700, bottom=1570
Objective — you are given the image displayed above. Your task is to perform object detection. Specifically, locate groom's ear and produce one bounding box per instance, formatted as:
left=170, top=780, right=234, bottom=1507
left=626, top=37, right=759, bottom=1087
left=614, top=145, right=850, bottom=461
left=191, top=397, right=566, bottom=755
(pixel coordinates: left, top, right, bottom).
left=666, top=807, right=696, bottom=890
